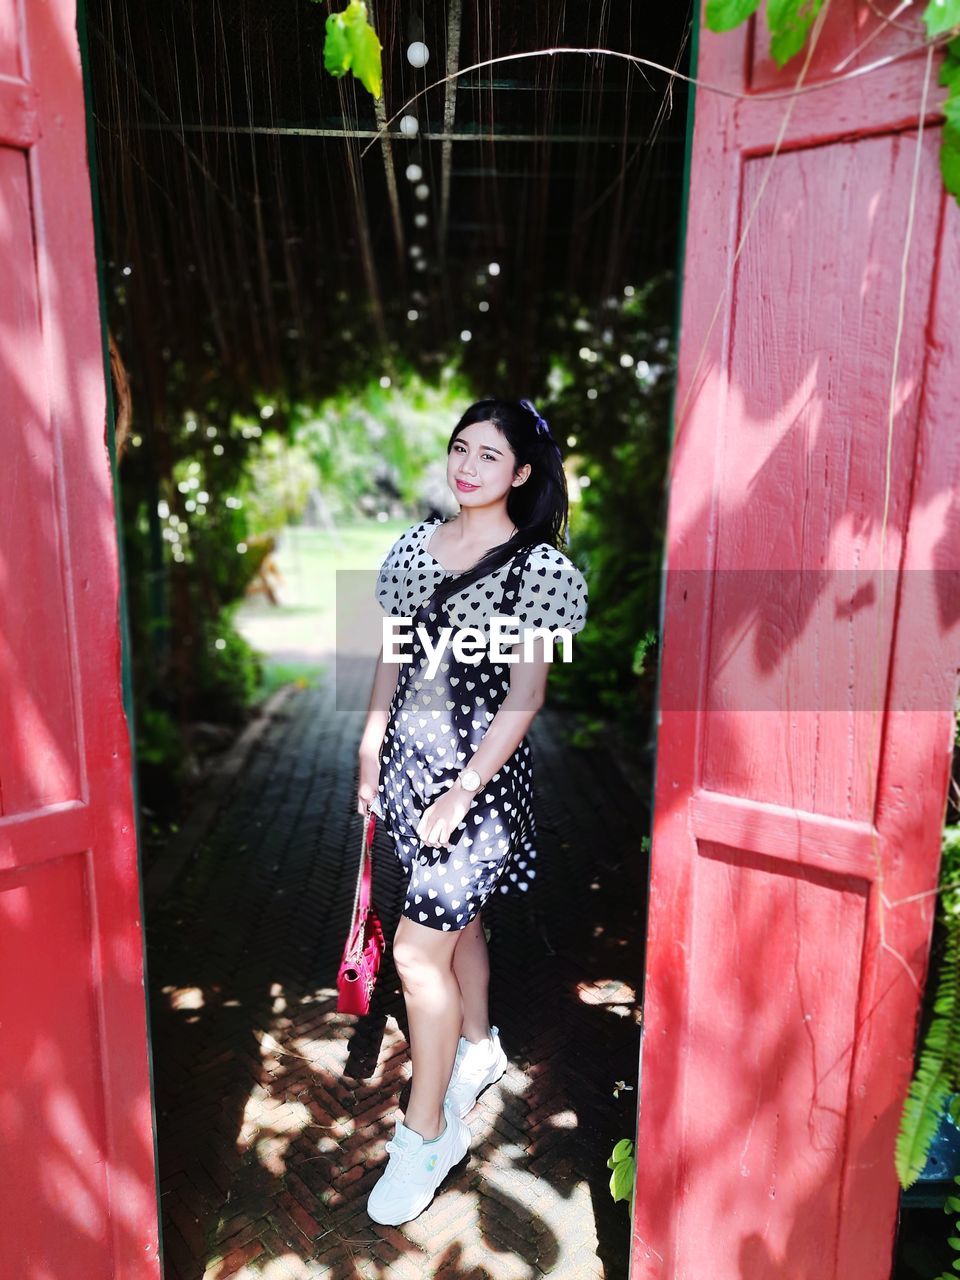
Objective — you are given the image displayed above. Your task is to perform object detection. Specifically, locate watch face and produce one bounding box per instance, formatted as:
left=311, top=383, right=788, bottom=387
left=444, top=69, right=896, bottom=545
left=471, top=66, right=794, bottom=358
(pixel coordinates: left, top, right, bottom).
left=461, top=769, right=481, bottom=791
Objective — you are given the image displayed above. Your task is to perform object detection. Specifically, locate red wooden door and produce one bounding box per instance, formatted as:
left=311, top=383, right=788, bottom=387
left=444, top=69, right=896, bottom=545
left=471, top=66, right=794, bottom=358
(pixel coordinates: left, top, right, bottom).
left=0, top=0, right=160, bottom=1274
left=633, top=6, right=960, bottom=1276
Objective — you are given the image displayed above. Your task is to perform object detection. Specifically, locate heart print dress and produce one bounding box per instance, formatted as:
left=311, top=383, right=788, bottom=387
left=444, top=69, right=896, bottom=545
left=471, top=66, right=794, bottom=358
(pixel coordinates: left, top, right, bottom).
left=371, top=516, right=588, bottom=932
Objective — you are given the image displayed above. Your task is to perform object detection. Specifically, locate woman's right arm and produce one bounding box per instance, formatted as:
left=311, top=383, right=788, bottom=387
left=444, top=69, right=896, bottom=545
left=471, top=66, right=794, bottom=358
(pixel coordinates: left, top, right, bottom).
left=356, top=645, right=402, bottom=815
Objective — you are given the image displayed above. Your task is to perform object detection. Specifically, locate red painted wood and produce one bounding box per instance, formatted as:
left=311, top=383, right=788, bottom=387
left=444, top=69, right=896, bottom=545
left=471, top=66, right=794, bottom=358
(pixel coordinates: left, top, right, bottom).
left=632, top=5, right=960, bottom=1276
left=0, top=0, right=160, bottom=1275
left=0, top=75, right=39, bottom=147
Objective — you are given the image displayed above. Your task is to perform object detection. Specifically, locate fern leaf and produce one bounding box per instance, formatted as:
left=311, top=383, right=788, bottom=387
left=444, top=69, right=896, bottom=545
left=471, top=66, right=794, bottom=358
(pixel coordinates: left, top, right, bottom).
left=896, top=890, right=960, bottom=1186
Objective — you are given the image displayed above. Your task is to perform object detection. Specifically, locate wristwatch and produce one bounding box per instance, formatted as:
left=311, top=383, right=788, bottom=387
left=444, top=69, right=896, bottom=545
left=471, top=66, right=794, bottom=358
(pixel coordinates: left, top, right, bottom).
left=458, top=767, right=483, bottom=793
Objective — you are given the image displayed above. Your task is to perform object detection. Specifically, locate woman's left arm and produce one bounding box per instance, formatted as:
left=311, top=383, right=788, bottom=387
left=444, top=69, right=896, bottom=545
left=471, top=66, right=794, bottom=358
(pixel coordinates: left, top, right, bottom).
left=415, top=644, right=552, bottom=847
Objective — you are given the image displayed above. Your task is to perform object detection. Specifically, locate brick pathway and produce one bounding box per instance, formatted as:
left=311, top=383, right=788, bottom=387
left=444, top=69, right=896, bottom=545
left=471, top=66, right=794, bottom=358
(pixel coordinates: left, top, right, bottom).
left=147, top=661, right=650, bottom=1279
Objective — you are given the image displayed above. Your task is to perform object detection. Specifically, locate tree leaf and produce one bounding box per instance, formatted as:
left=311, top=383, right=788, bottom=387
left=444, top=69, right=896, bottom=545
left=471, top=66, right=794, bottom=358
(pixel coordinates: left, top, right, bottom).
left=895, top=879, right=960, bottom=1185
left=941, top=125, right=960, bottom=202
left=768, top=0, right=824, bottom=67
left=924, top=0, right=960, bottom=39
left=609, top=1155, right=636, bottom=1203
left=704, top=0, right=762, bottom=33
left=323, top=16, right=351, bottom=79
left=351, top=15, right=383, bottom=98
left=940, top=53, right=960, bottom=90
left=944, top=93, right=960, bottom=131
left=895, top=1019, right=953, bottom=1185
left=322, top=0, right=382, bottom=100
left=611, top=1138, right=634, bottom=1162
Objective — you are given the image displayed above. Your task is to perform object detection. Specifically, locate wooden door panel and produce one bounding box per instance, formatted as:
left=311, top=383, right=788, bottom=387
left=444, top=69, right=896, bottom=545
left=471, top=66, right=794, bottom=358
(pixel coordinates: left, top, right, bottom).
left=0, top=147, right=83, bottom=816
left=748, top=2, right=924, bottom=92
left=633, top=8, right=959, bottom=1276
left=699, top=132, right=943, bottom=821
left=0, top=8, right=20, bottom=77
left=0, top=853, right=113, bottom=1275
left=678, top=842, right=869, bottom=1273
left=0, top=0, right=160, bottom=1274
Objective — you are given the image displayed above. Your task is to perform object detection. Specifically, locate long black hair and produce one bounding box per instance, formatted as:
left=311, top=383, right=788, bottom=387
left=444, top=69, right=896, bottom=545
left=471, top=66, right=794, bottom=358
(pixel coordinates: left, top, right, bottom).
left=425, top=398, right=570, bottom=613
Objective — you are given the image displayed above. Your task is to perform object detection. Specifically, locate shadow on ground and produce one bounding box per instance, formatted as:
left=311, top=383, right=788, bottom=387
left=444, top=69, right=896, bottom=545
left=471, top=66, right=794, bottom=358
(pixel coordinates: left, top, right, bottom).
left=146, top=669, right=651, bottom=1279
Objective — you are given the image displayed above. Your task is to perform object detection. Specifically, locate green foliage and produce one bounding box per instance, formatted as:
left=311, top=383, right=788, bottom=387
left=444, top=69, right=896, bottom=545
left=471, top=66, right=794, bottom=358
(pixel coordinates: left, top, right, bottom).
left=607, top=1138, right=636, bottom=1207
left=940, top=39, right=960, bottom=200
left=896, top=825, right=960, bottom=1187
left=704, top=0, right=960, bottom=201
left=190, top=606, right=263, bottom=725
left=925, top=0, right=960, bottom=39
left=319, top=0, right=382, bottom=99
left=169, top=459, right=260, bottom=607
left=936, top=1172, right=960, bottom=1279
left=292, top=372, right=471, bottom=518
left=705, top=0, right=760, bottom=32
left=704, top=0, right=825, bottom=65
left=255, top=662, right=321, bottom=703
left=135, top=704, right=182, bottom=773
left=116, top=366, right=471, bottom=800
left=543, top=276, right=675, bottom=751
left=568, top=715, right=609, bottom=750
left=238, top=431, right=321, bottom=538
left=632, top=629, right=659, bottom=678
left=767, top=0, right=824, bottom=66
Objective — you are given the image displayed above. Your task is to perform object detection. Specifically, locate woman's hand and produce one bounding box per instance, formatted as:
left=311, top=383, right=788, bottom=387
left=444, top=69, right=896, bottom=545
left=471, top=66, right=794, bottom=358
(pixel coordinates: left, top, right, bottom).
left=357, top=748, right=380, bottom=816
left=416, top=783, right=472, bottom=848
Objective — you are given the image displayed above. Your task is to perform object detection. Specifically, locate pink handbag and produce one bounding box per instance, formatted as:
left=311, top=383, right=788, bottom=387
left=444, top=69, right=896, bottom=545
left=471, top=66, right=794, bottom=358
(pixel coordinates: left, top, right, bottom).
left=336, top=810, right=384, bottom=1015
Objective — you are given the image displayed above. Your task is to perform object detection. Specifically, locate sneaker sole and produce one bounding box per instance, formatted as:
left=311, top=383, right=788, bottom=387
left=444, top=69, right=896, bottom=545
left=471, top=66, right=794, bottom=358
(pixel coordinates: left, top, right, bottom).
left=366, top=1120, right=471, bottom=1226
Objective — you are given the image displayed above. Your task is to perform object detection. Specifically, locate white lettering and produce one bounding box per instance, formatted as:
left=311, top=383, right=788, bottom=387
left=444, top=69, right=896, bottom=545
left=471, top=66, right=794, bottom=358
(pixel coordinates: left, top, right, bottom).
left=421, top=625, right=454, bottom=679
left=533, top=626, right=572, bottom=663
left=381, top=615, right=578, bottom=669
left=383, top=617, right=414, bottom=662
left=489, top=615, right=520, bottom=662
left=451, top=627, right=486, bottom=665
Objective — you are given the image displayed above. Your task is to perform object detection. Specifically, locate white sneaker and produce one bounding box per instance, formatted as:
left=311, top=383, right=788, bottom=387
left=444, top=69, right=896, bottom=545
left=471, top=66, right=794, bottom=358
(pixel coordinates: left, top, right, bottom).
left=366, top=1100, right=471, bottom=1226
left=444, top=1025, right=508, bottom=1118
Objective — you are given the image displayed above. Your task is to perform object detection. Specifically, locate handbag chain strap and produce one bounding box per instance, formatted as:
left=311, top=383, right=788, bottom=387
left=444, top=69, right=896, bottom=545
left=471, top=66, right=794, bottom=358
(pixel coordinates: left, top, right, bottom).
left=349, top=810, right=375, bottom=934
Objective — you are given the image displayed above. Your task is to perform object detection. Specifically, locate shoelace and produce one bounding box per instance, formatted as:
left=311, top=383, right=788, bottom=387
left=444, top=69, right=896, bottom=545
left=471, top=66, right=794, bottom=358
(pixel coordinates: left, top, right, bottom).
left=382, top=1137, right=419, bottom=1173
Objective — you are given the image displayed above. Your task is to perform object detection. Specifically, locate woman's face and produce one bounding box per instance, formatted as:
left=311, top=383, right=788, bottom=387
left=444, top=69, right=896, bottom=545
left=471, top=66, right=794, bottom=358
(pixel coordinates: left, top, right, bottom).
left=447, top=420, right=530, bottom=509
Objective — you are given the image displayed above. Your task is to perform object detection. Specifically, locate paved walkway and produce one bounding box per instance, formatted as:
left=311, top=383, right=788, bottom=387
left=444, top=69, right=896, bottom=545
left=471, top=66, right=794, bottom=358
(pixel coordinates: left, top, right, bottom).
left=146, top=660, right=650, bottom=1279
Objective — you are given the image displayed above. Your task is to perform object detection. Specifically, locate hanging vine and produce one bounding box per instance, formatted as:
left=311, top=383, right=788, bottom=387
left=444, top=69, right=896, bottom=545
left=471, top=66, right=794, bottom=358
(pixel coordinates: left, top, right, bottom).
left=705, top=0, right=960, bottom=200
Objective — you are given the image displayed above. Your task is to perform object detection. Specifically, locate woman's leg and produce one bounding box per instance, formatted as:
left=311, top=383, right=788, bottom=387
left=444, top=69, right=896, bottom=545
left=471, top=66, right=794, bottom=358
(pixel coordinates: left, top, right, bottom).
left=392, top=916, right=462, bottom=1141
left=452, top=911, right=492, bottom=1043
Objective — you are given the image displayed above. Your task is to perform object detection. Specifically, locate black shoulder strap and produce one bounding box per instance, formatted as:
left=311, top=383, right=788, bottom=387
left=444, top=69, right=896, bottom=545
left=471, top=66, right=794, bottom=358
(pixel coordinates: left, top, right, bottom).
left=497, top=545, right=534, bottom=617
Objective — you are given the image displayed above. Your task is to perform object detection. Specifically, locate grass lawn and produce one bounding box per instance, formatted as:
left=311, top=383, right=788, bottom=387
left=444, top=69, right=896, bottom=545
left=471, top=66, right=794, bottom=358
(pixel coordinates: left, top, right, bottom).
left=235, top=519, right=409, bottom=701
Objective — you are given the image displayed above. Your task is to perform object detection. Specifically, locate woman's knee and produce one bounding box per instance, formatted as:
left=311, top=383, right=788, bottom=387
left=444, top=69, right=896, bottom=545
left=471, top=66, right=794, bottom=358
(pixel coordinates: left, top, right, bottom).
left=392, top=930, right=454, bottom=987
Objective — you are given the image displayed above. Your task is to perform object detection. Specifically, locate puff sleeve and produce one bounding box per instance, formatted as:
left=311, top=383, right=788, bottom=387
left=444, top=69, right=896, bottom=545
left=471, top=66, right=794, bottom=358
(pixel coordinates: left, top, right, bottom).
left=374, top=523, right=423, bottom=616
left=511, top=543, right=588, bottom=643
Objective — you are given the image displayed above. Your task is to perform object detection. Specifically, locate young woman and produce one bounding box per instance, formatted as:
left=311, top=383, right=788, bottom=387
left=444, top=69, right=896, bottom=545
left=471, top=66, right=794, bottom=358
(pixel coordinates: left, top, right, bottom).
left=356, top=398, right=588, bottom=1227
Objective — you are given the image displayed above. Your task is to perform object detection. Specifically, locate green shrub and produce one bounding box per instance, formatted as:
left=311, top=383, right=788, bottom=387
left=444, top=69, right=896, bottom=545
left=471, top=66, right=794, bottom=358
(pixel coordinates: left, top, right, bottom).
left=190, top=606, right=263, bottom=725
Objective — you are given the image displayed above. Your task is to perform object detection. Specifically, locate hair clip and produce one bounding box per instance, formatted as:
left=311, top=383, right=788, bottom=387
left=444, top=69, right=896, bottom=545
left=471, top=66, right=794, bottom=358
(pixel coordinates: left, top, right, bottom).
left=520, top=398, right=563, bottom=461
left=519, top=398, right=549, bottom=437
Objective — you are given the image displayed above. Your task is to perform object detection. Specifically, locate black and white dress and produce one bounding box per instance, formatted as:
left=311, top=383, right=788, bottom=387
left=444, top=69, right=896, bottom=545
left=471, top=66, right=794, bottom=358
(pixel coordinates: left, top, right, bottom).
left=372, top=516, right=588, bottom=932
